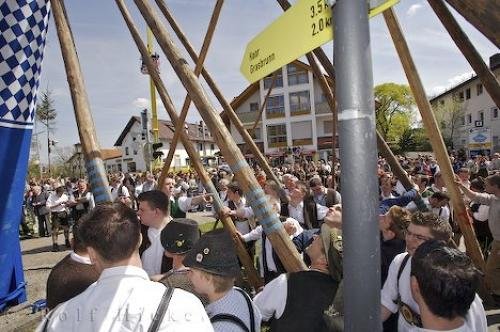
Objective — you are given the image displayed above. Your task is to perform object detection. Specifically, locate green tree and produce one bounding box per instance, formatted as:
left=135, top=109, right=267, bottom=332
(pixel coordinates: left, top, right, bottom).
left=432, top=96, right=464, bottom=150
left=35, top=89, right=57, bottom=175
left=375, top=83, right=414, bottom=142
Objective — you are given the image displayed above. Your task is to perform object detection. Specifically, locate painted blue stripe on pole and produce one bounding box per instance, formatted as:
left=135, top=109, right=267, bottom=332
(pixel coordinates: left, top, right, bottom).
left=85, top=158, right=111, bottom=203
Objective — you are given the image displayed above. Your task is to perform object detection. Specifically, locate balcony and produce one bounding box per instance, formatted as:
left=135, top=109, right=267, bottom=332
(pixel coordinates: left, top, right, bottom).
left=237, top=111, right=260, bottom=124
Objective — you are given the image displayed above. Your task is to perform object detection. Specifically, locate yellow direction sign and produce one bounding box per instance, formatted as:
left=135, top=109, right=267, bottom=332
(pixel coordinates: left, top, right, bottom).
left=240, top=0, right=399, bottom=83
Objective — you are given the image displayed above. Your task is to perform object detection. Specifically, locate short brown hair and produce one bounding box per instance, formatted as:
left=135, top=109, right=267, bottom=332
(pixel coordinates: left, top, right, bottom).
left=411, top=212, right=452, bottom=243
left=387, top=206, right=411, bottom=240
left=77, top=203, right=141, bottom=262
left=198, top=269, right=234, bottom=293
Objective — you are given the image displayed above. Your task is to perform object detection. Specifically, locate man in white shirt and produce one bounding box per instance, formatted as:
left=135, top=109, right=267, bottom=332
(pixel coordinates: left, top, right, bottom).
left=380, top=212, right=487, bottom=332
left=37, top=203, right=213, bottom=332
left=409, top=240, right=485, bottom=332
left=283, top=181, right=329, bottom=229
left=46, top=185, right=70, bottom=251
left=137, top=190, right=172, bottom=277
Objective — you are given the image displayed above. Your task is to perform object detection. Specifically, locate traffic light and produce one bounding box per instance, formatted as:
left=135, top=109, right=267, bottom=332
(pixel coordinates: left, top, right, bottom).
left=152, top=142, right=164, bottom=160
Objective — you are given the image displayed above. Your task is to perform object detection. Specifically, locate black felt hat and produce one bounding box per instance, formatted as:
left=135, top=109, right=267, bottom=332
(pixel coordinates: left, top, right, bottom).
left=183, top=229, right=240, bottom=277
left=160, top=218, right=200, bottom=254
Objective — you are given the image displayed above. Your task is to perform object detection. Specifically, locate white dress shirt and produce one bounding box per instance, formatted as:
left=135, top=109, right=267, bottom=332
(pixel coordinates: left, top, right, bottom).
left=141, top=226, right=166, bottom=276
left=37, top=265, right=213, bottom=332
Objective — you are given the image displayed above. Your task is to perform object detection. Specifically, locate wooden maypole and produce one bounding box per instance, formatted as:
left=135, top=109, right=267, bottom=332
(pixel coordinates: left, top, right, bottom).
left=133, top=0, right=306, bottom=273
left=115, top=0, right=263, bottom=289
left=51, top=0, right=112, bottom=204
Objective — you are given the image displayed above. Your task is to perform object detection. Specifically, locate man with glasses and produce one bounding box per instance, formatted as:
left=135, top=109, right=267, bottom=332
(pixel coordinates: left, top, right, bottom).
left=380, top=212, right=487, bottom=331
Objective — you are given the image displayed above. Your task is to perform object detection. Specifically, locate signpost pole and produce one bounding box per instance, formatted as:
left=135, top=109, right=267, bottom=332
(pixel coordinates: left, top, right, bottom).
left=335, top=0, right=381, bottom=330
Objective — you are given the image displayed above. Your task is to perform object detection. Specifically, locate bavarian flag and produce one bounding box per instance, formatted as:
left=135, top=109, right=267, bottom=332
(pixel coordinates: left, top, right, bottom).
left=0, top=0, right=51, bottom=311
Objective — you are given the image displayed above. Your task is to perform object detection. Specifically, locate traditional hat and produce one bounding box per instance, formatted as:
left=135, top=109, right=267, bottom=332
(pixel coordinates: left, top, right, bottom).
left=321, top=223, right=343, bottom=283
left=160, top=218, right=200, bottom=254
left=183, top=229, right=240, bottom=277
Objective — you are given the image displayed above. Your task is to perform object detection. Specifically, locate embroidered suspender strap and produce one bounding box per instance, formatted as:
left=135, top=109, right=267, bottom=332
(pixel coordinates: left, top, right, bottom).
left=147, top=286, right=175, bottom=332
left=235, top=287, right=256, bottom=332
left=210, top=314, right=250, bottom=332
left=393, top=253, right=410, bottom=305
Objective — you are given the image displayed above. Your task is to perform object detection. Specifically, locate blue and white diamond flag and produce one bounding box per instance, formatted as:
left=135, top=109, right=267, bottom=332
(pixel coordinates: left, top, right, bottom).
left=0, top=0, right=51, bottom=311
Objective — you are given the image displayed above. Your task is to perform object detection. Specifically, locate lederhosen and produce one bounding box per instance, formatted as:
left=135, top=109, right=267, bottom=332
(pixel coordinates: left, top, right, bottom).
left=262, top=216, right=287, bottom=284
left=72, top=189, right=90, bottom=222
left=210, top=287, right=256, bottom=332
left=393, top=254, right=422, bottom=328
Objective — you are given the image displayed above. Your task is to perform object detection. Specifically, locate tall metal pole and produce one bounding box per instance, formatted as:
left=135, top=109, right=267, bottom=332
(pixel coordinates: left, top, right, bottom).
left=335, top=1, right=380, bottom=330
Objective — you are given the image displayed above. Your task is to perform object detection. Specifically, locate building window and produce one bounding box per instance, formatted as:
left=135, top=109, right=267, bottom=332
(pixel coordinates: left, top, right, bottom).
left=493, top=136, right=499, bottom=149
left=479, top=111, right=484, bottom=122
left=477, top=83, right=483, bottom=95
left=267, top=124, right=287, bottom=147
left=133, top=149, right=138, bottom=155
left=323, top=120, right=333, bottom=134
left=210, top=144, right=215, bottom=151
left=289, top=91, right=311, bottom=115
left=492, top=107, right=499, bottom=119
left=287, top=64, right=309, bottom=86
left=459, top=116, right=465, bottom=126
left=250, top=102, right=259, bottom=112
left=198, top=143, right=203, bottom=151
left=465, top=88, right=471, bottom=100
left=264, top=70, right=284, bottom=89
left=459, top=91, right=464, bottom=101
left=266, top=95, right=285, bottom=118
left=291, top=121, right=313, bottom=146
left=249, top=127, right=262, bottom=140
left=467, top=114, right=472, bottom=124
left=125, top=147, right=129, bottom=156
left=439, top=100, right=445, bottom=106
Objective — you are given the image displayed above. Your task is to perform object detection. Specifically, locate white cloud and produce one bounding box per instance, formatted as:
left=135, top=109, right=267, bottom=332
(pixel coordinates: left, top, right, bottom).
left=133, top=97, right=149, bottom=109
left=407, top=4, right=423, bottom=17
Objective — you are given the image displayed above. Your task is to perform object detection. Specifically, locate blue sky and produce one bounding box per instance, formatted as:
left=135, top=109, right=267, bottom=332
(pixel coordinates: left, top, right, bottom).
left=35, top=0, right=498, bottom=161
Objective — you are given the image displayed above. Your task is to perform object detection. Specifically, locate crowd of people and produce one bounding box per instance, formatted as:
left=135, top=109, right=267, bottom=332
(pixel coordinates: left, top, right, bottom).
left=20, top=151, right=500, bottom=331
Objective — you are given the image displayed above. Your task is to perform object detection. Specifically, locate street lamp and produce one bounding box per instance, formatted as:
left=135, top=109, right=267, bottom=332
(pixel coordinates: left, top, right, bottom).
left=74, top=143, right=82, bottom=179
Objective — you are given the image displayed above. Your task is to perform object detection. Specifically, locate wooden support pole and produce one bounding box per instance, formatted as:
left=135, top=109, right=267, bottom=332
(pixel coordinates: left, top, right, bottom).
left=115, top=0, right=263, bottom=289
left=133, top=0, right=306, bottom=273
left=250, top=71, right=277, bottom=133
left=51, top=0, right=112, bottom=204
left=157, top=0, right=224, bottom=188
left=383, top=8, right=485, bottom=271
left=428, top=0, right=500, bottom=108
left=443, top=0, right=500, bottom=48
left=155, top=0, right=289, bottom=203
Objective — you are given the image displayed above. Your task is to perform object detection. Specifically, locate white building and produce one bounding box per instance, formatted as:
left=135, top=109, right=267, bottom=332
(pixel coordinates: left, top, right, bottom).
left=430, top=54, right=500, bottom=155
left=113, top=116, right=219, bottom=172
left=225, top=60, right=336, bottom=164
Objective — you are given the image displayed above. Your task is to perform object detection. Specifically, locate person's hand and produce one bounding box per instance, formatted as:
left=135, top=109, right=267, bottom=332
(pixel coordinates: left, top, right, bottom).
left=220, top=206, right=232, bottom=217
left=283, top=220, right=297, bottom=236
left=454, top=174, right=463, bottom=187
left=324, top=204, right=342, bottom=229
left=203, top=193, right=213, bottom=203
